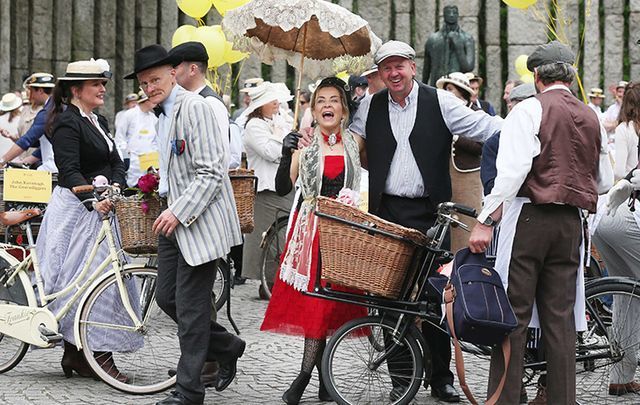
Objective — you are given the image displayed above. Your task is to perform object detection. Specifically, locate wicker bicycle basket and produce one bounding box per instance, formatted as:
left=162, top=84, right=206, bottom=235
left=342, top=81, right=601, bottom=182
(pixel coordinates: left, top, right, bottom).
left=229, top=169, right=257, bottom=234
left=114, top=197, right=161, bottom=255
left=316, top=197, right=429, bottom=299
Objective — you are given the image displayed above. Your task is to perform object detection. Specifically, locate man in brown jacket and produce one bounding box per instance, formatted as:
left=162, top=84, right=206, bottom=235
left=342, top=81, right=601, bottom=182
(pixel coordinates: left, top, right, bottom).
left=468, top=41, right=613, bottom=403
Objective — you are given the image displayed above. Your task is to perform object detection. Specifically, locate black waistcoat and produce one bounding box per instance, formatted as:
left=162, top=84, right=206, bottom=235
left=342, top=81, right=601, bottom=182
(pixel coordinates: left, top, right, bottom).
left=365, top=83, right=453, bottom=214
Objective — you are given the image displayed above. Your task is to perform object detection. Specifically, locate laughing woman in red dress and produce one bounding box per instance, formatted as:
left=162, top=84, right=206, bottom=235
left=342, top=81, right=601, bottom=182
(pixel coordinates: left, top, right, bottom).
left=261, top=77, right=367, bottom=404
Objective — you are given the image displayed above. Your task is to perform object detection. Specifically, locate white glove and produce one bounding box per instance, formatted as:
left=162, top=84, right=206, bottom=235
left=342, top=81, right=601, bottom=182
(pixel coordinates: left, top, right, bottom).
left=630, top=169, right=640, bottom=190
left=606, top=179, right=632, bottom=216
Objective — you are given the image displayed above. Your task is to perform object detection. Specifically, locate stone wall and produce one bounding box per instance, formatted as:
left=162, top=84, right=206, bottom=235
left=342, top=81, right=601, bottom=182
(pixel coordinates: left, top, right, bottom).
left=1, top=0, right=637, bottom=122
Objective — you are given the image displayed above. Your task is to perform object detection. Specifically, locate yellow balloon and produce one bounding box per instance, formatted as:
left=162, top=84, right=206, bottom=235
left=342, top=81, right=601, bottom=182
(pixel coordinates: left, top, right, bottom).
left=172, top=25, right=197, bottom=48
left=177, top=0, right=211, bottom=19
left=193, top=25, right=227, bottom=69
left=502, top=0, right=537, bottom=9
left=211, top=0, right=250, bottom=16
left=223, top=41, right=249, bottom=64
left=514, top=54, right=530, bottom=76
left=520, top=72, right=534, bottom=83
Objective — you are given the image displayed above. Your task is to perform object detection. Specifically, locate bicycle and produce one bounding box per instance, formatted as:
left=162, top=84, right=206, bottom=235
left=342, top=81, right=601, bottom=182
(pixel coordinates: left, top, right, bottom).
left=259, top=208, right=290, bottom=299
left=0, top=184, right=179, bottom=394
left=308, top=202, right=640, bottom=405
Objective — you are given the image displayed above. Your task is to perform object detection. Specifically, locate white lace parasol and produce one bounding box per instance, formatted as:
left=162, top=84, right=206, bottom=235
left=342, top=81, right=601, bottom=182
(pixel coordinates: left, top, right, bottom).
left=222, top=0, right=381, bottom=79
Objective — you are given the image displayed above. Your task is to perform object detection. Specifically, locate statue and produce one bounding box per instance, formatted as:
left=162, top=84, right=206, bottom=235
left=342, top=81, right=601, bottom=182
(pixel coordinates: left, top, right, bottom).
left=423, top=5, right=476, bottom=86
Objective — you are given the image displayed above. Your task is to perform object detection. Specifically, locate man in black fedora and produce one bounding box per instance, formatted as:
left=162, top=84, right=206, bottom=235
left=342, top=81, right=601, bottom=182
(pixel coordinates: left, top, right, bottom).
left=126, top=44, right=245, bottom=405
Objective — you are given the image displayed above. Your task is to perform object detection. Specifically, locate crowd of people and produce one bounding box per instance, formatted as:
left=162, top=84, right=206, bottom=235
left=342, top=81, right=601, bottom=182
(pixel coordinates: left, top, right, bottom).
left=3, top=30, right=640, bottom=405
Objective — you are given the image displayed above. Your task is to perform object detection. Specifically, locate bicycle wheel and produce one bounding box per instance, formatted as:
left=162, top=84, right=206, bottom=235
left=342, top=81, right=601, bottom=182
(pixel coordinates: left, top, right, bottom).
left=214, top=259, right=229, bottom=311
left=575, top=280, right=640, bottom=403
left=322, top=315, right=424, bottom=405
left=77, top=265, right=179, bottom=394
left=0, top=259, right=30, bottom=373
left=260, top=216, right=288, bottom=299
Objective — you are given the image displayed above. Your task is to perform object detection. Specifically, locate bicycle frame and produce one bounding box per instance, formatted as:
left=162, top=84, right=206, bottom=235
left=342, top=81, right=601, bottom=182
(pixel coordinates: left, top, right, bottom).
left=0, top=213, right=144, bottom=348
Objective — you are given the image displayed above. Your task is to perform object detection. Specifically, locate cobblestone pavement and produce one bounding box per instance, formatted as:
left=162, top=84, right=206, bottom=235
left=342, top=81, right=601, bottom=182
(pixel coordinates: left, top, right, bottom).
left=0, top=280, right=636, bottom=404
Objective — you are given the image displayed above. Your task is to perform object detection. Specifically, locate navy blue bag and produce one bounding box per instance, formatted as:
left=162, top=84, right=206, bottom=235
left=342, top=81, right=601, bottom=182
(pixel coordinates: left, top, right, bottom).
left=429, top=248, right=517, bottom=405
left=446, top=248, right=517, bottom=346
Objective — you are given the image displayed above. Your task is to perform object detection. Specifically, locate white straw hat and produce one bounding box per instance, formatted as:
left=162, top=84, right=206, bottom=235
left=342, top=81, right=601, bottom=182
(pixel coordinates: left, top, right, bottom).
left=0, top=93, right=23, bottom=112
left=436, top=72, right=475, bottom=97
left=242, top=82, right=293, bottom=117
left=58, top=58, right=112, bottom=81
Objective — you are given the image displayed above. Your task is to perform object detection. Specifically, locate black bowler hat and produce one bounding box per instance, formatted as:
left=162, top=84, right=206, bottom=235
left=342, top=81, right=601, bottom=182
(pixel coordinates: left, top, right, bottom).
left=124, top=44, right=181, bottom=80
left=169, top=41, right=209, bottom=64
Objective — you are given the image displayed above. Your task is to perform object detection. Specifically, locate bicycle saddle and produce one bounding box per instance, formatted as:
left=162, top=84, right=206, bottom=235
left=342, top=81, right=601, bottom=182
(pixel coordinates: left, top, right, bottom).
left=0, top=208, right=42, bottom=226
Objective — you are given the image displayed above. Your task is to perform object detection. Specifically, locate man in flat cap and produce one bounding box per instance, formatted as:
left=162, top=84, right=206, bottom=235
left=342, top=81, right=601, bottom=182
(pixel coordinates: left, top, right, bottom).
left=469, top=41, right=613, bottom=403
left=347, top=39, right=502, bottom=403
left=128, top=44, right=245, bottom=405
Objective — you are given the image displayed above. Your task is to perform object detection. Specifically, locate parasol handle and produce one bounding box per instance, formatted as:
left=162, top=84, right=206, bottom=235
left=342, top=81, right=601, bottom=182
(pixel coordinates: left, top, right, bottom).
left=292, top=23, right=308, bottom=131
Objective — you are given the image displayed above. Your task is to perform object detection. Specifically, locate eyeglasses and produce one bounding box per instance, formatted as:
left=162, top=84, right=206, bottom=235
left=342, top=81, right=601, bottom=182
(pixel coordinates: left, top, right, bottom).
left=139, top=76, right=163, bottom=91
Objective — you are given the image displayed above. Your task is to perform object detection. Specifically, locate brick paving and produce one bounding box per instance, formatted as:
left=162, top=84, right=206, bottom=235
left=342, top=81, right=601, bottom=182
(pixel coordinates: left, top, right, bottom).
left=0, top=280, right=635, bottom=404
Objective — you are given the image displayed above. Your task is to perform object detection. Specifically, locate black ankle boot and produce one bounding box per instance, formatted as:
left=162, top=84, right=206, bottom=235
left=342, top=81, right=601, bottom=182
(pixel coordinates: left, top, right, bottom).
left=316, top=363, right=332, bottom=401
left=282, top=371, right=311, bottom=405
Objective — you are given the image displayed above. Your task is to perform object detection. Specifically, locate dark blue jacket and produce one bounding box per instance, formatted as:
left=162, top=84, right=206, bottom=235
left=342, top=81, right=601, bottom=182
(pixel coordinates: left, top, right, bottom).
left=480, top=131, right=500, bottom=196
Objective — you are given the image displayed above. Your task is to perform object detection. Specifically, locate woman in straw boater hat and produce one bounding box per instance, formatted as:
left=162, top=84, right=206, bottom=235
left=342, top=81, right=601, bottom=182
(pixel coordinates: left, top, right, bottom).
left=38, top=58, right=134, bottom=383
left=436, top=72, right=484, bottom=253
left=0, top=92, right=23, bottom=155
left=261, top=77, right=367, bottom=405
left=240, top=81, right=297, bottom=297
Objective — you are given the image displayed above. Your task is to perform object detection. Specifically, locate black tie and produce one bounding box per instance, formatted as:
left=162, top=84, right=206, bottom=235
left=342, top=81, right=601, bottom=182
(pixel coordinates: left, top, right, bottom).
left=153, top=105, right=164, bottom=118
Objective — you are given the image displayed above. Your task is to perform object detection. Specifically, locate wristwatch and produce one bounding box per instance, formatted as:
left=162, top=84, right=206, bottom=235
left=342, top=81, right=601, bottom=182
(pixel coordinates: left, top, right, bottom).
left=480, top=215, right=499, bottom=227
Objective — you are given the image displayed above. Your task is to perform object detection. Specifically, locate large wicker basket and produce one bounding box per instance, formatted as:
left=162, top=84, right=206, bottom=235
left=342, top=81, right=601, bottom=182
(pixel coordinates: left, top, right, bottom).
left=316, top=197, right=429, bottom=299
left=115, top=197, right=161, bottom=254
left=229, top=169, right=257, bottom=234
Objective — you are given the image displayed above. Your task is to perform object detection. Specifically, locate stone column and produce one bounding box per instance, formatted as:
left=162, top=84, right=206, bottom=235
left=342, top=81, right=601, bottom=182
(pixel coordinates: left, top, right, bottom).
left=117, top=0, right=137, bottom=100
left=53, top=0, right=73, bottom=80
left=485, top=0, right=503, bottom=115
left=30, top=0, right=54, bottom=74
left=11, top=0, right=30, bottom=90
left=582, top=0, right=602, bottom=91
left=394, top=0, right=411, bottom=45
left=414, top=0, right=437, bottom=83
left=159, top=0, right=179, bottom=49
left=507, top=7, right=546, bottom=80
left=95, top=0, right=118, bottom=122
left=72, top=0, right=95, bottom=61
left=629, top=0, right=640, bottom=81
left=136, top=0, right=159, bottom=48
left=358, top=0, right=391, bottom=42
left=603, top=0, right=624, bottom=107
left=0, top=0, right=11, bottom=92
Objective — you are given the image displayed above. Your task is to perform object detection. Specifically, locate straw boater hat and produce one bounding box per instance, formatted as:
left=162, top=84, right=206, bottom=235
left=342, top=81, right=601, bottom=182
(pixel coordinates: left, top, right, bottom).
left=22, top=72, right=55, bottom=89
left=240, top=77, right=264, bottom=94
left=616, top=80, right=629, bottom=89
left=242, top=82, right=293, bottom=117
left=465, top=72, right=483, bottom=86
left=58, top=58, right=112, bottom=81
left=124, top=93, right=139, bottom=103
left=587, top=88, right=606, bottom=99
left=436, top=72, right=475, bottom=96
left=0, top=93, right=23, bottom=112
left=137, top=90, right=149, bottom=103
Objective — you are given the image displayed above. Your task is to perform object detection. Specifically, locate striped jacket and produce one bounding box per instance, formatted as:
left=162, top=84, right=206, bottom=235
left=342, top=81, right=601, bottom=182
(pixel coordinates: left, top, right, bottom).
left=165, top=87, right=242, bottom=266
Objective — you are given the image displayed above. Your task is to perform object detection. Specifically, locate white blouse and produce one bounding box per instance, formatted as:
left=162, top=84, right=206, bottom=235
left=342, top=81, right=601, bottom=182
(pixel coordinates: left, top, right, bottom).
left=613, top=121, right=639, bottom=181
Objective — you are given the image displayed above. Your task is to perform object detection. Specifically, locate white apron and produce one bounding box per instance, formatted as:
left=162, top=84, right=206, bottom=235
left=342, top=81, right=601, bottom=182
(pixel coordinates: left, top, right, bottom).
left=126, top=127, right=158, bottom=187
left=495, top=197, right=587, bottom=331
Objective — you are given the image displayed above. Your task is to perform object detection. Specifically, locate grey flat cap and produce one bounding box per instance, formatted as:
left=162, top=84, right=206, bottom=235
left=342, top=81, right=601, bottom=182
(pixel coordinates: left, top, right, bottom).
left=526, top=41, right=575, bottom=71
left=374, top=40, right=416, bottom=65
left=509, top=83, right=537, bottom=102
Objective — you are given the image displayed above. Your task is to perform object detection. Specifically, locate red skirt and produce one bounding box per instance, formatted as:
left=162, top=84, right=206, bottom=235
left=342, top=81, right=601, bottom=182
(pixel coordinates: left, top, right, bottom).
left=260, top=210, right=367, bottom=339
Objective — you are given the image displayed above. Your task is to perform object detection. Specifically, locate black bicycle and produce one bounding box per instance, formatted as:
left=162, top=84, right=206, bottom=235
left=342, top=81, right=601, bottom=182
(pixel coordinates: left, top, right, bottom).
left=308, top=202, right=640, bottom=405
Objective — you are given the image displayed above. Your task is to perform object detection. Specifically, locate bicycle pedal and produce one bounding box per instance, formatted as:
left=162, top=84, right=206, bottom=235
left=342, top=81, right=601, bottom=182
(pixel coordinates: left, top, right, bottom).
left=38, top=324, right=63, bottom=343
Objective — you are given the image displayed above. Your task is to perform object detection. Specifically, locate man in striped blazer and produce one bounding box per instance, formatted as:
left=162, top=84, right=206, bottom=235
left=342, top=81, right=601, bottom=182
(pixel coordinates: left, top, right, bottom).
left=126, top=44, right=245, bottom=405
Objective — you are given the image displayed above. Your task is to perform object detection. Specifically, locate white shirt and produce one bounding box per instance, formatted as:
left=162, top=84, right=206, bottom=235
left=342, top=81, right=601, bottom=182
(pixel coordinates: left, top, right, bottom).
left=243, top=117, right=285, bottom=192
left=350, top=80, right=502, bottom=198
left=114, top=105, right=159, bottom=187
left=78, top=108, right=113, bottom=152
left=0, top=113, right=18, bottom=157
left=603, top=102, right=621, bottom=134
left=587, top=102, right=603, bottom=119
left=613, top=121, right=638, bottom=181
left=37, top=135, right=57, bottom=173
left=157, top=85, right=181, bottom=197
left=479, top=85, right=614, bottom=223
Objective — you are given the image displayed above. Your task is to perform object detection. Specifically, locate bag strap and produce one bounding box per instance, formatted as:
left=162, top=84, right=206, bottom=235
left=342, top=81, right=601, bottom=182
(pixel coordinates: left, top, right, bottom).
left=443, top=283, right=511, bottom=405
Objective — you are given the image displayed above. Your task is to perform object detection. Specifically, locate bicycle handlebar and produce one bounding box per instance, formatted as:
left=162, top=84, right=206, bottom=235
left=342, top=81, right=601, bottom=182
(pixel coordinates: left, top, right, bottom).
left=438, top=202, right=477, bottom=218
left=71, top=185, right=95, bottom=194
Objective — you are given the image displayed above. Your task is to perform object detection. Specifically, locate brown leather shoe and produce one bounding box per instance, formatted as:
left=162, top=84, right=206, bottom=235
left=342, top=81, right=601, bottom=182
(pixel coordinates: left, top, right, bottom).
left=94, top=351, right=129, bottom=383
left=609, top=381, right=640, bottom=396
left=528, top=384, right=547, bottom=405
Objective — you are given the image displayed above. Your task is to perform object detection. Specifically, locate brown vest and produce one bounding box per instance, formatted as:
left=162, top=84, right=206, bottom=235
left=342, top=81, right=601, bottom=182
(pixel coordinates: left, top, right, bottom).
left=517, top=88, right=600, bottom=213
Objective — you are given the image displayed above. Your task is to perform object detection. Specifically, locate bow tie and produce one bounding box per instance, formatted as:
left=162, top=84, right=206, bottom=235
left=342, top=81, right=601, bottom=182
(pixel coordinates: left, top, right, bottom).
left=153, top=105, right=164, bottom=118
